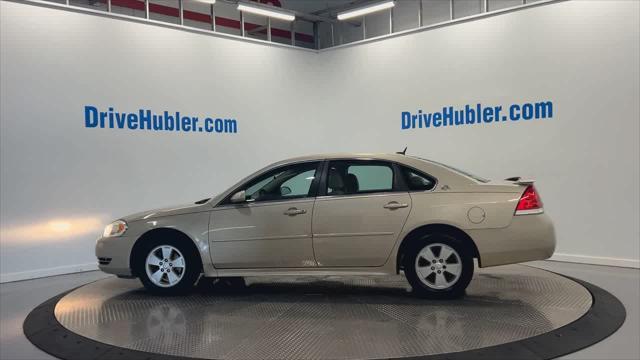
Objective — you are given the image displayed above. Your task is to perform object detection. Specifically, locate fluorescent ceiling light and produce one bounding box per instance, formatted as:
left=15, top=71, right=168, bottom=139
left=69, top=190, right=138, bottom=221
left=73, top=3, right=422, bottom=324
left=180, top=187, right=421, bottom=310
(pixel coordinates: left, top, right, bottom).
left=237, top=2, right=296, bottom=21
left=195, top=0, right=216, bottom=4
left=337, top=1, right=395, bottom=21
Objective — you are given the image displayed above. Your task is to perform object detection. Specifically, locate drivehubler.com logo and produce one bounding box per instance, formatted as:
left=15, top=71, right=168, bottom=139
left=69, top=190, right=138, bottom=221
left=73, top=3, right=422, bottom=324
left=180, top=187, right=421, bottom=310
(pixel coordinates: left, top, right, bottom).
left=401, top=100, right=553, bottom=130
left=84, top=105, right=238, bottom=134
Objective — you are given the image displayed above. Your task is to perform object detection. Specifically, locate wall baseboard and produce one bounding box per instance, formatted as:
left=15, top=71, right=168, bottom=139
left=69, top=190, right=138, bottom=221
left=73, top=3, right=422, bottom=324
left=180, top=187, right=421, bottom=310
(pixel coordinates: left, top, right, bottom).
left=1, top=253, right=637, bottom=283
left=549, top=253, right=639, bottom=269
left=0, top=263, right=99, bottom=283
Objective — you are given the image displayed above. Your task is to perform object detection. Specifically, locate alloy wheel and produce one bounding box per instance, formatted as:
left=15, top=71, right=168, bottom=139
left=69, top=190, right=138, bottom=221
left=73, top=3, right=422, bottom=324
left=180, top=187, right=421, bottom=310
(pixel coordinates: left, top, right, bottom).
left=145, top=245, right=186, bottom=288
left=414, top=243, right=462, bottom=289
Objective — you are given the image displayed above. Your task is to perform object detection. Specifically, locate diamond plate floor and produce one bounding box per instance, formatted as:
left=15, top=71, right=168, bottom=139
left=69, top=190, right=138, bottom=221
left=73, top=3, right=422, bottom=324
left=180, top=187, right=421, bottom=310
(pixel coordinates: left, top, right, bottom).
left=53, top=265, right=592, bottom=360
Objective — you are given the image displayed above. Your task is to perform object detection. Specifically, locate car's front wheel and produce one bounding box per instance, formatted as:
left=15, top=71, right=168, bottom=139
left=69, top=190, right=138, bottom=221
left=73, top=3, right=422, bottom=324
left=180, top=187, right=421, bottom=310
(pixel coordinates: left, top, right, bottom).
left=403, top=233, right=474, bottom=299
left=136, top=238, right=200, bottom=295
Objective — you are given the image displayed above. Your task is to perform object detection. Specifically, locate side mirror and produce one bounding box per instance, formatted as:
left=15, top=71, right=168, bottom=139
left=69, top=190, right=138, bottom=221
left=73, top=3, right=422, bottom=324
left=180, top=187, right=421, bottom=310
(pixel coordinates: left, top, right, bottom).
left=280, top=186, right=292, bottom=196
left=230, top=190, right=247, bottom=203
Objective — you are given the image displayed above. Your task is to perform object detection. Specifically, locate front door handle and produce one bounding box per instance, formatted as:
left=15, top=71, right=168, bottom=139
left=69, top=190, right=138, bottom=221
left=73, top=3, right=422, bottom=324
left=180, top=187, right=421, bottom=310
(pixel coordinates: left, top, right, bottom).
left=284, top=207, right=307, bottom=216
left=383, top=202, right=409, bottom=210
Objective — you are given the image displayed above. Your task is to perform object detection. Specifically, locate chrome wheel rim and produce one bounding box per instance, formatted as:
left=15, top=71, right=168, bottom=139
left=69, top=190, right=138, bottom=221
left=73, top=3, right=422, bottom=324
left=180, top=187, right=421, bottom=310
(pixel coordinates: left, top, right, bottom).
left=145, top=245, right=186, bottom=288
left=415, top=243, right=462, bottom=290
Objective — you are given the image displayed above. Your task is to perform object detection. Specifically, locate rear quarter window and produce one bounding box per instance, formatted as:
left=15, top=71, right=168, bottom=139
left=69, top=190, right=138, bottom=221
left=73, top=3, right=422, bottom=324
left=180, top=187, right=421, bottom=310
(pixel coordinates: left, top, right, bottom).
left=410, top=156, right=489, bottom=183
left=400, top=166, right=436, bottom=191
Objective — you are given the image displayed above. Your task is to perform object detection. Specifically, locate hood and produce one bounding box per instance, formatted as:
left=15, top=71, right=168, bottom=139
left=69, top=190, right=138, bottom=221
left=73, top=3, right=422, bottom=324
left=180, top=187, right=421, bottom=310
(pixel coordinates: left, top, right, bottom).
left=120, top=202, right=211, bottom=222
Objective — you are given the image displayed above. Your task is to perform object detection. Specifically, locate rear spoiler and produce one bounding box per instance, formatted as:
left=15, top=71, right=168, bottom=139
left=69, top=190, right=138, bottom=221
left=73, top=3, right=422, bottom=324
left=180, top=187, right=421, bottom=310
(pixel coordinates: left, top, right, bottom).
left=505, top=176, right=535, bottom=186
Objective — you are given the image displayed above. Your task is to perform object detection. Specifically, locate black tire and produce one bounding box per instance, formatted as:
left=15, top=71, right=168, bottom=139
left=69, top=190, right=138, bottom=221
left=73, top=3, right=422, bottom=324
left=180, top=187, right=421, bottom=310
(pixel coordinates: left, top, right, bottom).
left=403, top=232, right=474, bottom=299
left=135, top=236, right=201, bottom=295
left=219, top=276, right=246, bottom=288
left=195, top=277, right=246, bottom=293
left=211, top=277, right=247, bottom=293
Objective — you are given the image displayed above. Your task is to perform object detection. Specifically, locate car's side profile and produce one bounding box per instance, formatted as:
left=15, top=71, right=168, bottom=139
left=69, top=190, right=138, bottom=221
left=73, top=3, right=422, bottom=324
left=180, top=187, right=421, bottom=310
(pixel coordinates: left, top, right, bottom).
left=96, top=153, right=556, bottom=299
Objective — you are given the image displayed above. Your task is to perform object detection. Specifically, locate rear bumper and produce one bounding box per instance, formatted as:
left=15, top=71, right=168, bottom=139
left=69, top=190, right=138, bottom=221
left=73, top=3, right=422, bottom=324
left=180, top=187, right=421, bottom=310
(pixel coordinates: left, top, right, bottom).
left=95, top=235, right=136, bottom=276
left=467, top=212, right=556, bottom=268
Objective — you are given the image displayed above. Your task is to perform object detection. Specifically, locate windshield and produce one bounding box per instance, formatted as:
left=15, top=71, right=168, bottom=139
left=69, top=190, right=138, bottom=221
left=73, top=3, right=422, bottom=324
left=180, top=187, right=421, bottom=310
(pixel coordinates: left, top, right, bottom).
left=410, top=156, right=490, bottom=183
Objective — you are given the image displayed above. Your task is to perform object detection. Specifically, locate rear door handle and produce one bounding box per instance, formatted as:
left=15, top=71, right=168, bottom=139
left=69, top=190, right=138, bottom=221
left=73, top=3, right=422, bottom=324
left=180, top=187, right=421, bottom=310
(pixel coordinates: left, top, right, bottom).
left=284, top=207, right=307, bottom=216
left=384, top=202, right=409, bottom=210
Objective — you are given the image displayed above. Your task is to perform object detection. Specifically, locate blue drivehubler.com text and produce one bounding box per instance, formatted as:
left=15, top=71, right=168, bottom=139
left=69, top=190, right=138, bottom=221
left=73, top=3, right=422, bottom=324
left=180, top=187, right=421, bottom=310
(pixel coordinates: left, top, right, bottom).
left=401, top=100, right=553, bottom=130
left=84, top=105, right=238, bottom=134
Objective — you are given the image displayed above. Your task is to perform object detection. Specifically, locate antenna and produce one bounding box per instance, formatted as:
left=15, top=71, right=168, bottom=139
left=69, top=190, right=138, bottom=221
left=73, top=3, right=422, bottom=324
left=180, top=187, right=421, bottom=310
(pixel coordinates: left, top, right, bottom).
left=396, top=147, right=407, bottom=155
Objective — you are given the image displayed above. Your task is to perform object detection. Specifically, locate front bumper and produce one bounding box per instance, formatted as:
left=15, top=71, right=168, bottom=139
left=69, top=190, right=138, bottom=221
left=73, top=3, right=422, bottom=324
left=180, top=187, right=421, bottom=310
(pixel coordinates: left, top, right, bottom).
left=95, top=235, right=136, bottom=276
left=467, top=212, right=556, bottom=268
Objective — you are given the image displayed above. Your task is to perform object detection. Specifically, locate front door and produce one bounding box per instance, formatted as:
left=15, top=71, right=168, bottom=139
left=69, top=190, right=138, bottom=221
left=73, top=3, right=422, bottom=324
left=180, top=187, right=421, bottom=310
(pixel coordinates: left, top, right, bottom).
left=312, top=160, right=412, bottom=267
left=210, top=161, right=321, bottom=269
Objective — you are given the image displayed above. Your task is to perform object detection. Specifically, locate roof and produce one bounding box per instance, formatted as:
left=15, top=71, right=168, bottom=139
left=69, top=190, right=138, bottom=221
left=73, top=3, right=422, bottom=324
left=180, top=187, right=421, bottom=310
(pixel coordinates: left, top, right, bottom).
left=273, top=152, right=410, bottom=164
left=208, top=152, right=483, bottom=205
left=266, top=153, right=473, bottom=185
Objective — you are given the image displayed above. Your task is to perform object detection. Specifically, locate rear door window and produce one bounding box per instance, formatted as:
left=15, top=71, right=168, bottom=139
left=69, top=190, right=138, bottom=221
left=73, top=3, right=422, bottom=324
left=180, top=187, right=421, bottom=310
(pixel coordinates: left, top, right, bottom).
left=326, top=161, right=394, bottom=195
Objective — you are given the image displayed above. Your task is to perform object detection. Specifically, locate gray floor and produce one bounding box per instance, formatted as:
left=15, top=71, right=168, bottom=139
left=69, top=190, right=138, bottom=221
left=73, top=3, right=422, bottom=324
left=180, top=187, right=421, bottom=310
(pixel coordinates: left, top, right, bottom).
left=0, top=261, right=638, bottom=360
left=53, top=265, right=592, bottom=359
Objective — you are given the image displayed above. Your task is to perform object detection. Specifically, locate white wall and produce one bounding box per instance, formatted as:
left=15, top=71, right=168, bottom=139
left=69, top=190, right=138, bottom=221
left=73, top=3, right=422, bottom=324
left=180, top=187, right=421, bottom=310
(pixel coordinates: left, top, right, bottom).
left=0, top=1, right=326, bottom=281
left=317, top=0, right=640, bottom=268
left=1, top=0, right=638, bottom=282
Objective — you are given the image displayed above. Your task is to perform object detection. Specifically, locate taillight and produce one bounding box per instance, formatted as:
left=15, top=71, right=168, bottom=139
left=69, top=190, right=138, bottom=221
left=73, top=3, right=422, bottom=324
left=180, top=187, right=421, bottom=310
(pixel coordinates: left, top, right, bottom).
left=515, top=185, right=544, bottom=215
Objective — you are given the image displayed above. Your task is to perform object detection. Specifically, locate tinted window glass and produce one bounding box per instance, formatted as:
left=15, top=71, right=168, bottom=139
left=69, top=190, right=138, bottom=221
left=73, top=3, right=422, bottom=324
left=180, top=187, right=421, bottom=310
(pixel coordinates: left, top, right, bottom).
left=244, top=162, right=319, bottom=202
left=401, top=167, right=436, bottom=191
left=327, top=161, right=393, bottom=195
left=281, top=169, right=317, bottom=196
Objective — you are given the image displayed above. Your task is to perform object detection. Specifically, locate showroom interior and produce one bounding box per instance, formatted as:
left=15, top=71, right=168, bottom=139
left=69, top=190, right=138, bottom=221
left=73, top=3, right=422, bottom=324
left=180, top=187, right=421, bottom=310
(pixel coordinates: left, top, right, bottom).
left=1, top=0, right=639, bottom=359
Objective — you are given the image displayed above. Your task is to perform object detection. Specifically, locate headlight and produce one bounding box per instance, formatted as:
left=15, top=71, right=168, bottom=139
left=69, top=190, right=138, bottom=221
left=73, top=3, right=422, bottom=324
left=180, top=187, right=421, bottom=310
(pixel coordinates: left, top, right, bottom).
left=103, top=220, right=128, bottom=238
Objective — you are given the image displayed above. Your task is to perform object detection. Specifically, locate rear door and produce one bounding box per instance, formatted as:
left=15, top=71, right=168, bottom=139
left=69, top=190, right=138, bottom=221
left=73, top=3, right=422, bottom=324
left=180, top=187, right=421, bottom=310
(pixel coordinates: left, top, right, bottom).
left=312, top=160, right=412, bottom=267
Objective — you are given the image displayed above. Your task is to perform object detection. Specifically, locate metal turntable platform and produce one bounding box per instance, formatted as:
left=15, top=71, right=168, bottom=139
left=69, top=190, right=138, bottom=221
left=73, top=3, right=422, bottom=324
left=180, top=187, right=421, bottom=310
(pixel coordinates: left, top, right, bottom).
left=25, top=264, right=626, bottom=360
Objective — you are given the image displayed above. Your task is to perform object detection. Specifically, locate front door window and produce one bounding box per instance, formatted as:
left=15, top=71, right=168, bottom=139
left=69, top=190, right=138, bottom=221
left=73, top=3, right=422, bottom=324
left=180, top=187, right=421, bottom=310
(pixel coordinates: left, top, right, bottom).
left=242, top=162, right=320, bottom=202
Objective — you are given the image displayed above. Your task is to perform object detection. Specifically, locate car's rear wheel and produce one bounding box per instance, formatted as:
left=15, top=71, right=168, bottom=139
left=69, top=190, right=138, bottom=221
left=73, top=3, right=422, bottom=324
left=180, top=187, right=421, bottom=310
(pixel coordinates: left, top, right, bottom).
left=136, top=238, right=200, bottom=295
left=403, top=233, right=474, bottom=299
